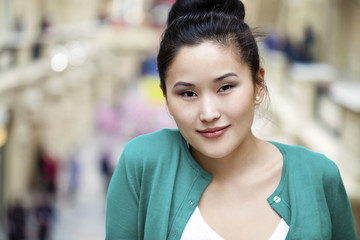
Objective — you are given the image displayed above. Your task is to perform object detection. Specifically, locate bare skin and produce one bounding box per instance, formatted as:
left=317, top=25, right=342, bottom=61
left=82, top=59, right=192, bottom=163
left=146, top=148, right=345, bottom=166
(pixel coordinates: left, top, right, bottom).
left=195, top=139, right=283, bottom=240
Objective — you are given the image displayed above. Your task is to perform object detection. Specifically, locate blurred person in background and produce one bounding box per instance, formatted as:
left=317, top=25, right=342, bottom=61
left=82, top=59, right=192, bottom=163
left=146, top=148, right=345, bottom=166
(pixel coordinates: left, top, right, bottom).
left=6, top=199, right=27, bottom=240
left=99, top=150, right=113, bottom=193
left=302, top=25, right=315, bottom=62
left=105, top=0, right=357, bottom=239
left=67, top=150, right=81, bottom=200
left=42, top=153, right=59, bottom=198
left=34, top=147, right=59, bottom=198
left=34, top=192, right=55, bottom=240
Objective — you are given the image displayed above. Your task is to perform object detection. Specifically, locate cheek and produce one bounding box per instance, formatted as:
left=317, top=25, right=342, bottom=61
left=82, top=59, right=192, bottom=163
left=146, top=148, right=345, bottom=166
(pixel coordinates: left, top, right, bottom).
left=225, top=96, right=255, bottom=119
left=168, top=102, right=196, bottom=126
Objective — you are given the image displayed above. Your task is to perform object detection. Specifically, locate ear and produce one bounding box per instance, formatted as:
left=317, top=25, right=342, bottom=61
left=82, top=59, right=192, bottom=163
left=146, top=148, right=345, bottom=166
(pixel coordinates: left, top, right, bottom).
left=254, top=67, right=265, bottom=105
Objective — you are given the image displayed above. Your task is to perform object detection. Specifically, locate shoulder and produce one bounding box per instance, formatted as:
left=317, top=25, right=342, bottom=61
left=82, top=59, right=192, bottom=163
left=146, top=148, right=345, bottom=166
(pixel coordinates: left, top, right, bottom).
left=272, top=141, right=341, bottom=180
left=120, top=129, right=184, bottom=166
left=125, top=128, right=182, bottom=153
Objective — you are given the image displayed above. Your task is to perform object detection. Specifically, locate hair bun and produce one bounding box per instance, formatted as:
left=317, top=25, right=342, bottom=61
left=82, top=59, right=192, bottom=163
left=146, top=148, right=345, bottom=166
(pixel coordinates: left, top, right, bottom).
left=167, top=0, right=245, bottom=26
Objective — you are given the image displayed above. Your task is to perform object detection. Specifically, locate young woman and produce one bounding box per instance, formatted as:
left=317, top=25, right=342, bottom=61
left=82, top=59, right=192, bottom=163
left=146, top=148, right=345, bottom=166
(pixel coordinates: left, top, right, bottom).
left=105, top=0, right=357, bottom=239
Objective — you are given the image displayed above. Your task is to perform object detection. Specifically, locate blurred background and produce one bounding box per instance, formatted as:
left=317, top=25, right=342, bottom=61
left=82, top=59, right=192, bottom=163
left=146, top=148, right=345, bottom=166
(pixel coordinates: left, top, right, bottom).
left=0, top=0, right=359, bottom=239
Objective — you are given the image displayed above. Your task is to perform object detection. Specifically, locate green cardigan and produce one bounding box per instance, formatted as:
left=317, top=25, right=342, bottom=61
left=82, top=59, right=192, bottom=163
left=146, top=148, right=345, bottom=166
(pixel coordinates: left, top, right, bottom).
left=105, top=129, right=357, bottom=239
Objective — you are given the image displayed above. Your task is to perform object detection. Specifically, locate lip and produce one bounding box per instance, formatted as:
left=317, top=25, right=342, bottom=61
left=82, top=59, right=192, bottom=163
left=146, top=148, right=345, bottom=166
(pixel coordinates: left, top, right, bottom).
left=197, top=125, right=230, bottom=138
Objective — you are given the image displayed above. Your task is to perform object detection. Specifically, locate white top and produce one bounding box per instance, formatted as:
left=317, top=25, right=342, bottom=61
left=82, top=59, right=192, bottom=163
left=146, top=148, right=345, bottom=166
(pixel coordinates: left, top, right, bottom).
left=181, top=206, right=289, bottom=240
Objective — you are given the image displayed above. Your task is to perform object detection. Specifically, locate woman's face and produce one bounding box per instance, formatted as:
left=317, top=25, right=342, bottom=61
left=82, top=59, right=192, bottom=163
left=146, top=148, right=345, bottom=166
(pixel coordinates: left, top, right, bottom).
left=165, top=41, right=264, bottom=159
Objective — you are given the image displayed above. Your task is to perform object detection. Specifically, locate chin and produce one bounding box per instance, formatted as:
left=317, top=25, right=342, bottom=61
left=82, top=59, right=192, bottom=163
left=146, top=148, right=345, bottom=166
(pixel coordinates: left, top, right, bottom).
left=188, top=137, right=235, bottom=159
left=199, top=147, right=232, bottom=160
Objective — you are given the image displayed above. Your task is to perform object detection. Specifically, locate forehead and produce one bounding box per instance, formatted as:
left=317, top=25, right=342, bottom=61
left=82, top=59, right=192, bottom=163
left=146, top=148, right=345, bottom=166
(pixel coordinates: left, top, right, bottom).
left=176, top=41, right=238, bottom=62
left=167, top=41, right=245, bottom=79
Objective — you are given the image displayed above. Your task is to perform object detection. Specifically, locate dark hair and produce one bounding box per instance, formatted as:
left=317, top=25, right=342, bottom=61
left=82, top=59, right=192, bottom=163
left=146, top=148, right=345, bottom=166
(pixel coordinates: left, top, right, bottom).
left=157, top=0, right=262, bottom=96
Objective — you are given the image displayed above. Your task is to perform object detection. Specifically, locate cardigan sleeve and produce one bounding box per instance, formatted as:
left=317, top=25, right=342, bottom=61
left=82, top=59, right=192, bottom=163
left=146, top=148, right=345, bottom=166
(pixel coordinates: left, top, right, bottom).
left=105, top=148, right=140, bottom=240
left=327, top=165, right=357, bottom=239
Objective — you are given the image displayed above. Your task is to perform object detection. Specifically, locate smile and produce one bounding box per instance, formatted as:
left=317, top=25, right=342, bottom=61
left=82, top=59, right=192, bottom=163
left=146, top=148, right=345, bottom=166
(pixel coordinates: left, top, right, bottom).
left=197, top=125, right=230, bottom=138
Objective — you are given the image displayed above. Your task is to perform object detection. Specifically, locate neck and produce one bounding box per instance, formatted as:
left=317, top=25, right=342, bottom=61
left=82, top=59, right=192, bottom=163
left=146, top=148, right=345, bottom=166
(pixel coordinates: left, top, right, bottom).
left=191, top=134, right=267, bottom=181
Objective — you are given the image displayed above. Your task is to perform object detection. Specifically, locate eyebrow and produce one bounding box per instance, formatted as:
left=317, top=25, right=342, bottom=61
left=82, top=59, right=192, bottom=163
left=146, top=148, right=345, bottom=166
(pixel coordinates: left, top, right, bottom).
left=173, top=81, right=195, bottom=88
left=172, top=72, right=238, bottom=88
left=214, top=72, right=238, bottom=83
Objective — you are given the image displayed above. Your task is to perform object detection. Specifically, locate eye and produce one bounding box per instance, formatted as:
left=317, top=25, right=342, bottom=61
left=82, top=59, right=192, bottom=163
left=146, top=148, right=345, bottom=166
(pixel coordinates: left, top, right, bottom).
left=180, top=91, right=197, bottom=98
left=218, top=84, right=234, bottom=93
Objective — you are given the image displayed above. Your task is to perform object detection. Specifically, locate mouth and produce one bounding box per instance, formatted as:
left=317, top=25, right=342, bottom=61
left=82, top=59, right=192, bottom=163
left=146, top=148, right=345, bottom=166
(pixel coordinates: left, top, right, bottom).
left=197, top=125, right=230, bottom=138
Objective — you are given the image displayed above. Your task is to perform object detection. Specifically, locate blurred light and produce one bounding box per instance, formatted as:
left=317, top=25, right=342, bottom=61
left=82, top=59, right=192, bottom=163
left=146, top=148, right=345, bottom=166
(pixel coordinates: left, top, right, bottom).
left=51, top=46, right=69, bottom=72
left=67, top=41, right=87, bottom=67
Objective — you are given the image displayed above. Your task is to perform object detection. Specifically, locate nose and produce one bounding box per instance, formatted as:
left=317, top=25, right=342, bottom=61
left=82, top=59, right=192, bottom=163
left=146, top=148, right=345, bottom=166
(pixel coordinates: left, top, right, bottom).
left=199, top=96, right=221, bottom=122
